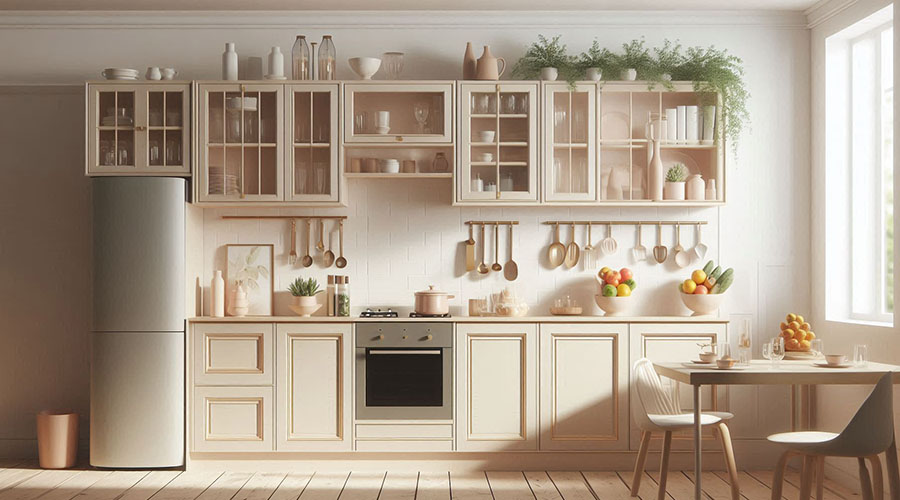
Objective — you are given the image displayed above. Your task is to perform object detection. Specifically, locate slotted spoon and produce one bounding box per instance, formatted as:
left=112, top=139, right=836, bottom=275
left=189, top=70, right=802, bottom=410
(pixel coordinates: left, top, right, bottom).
left=600, top=223, right=618, bottom=255
left=564, top=223, right=580, bottom=268
left=632, top=223, right=648, bottom=262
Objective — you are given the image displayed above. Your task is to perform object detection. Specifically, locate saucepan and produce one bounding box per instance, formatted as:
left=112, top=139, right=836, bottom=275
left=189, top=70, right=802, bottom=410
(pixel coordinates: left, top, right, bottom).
left=414, top=285, right=455, bottom=315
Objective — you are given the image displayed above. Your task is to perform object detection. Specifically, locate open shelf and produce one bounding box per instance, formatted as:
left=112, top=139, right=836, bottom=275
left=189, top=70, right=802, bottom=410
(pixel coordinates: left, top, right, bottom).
left=345, top=172, right=452, bottom=179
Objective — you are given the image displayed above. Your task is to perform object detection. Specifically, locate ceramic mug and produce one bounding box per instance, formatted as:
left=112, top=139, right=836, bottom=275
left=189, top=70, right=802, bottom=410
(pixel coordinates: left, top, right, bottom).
left=161, top=68, right=177, bottom=80
left=146, top=67, right=162, bottom=80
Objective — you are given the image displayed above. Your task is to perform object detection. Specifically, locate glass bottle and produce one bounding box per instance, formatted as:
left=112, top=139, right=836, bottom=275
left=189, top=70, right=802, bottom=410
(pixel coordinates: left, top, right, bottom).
left=291, top=35, right=310, bottom=80
left=337, top=276, right=350, bottom=317
left=318, top=35, right=336, bottom=80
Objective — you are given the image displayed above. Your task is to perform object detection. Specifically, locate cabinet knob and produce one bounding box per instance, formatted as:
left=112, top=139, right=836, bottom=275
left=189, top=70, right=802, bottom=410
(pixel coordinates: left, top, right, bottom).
left=395, top=136, right=404, bottom=142
left=135, top=125, right=147, bottom=131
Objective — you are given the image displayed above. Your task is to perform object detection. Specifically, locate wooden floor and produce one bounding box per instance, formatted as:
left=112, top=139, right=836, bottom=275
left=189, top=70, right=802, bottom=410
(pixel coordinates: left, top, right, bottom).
left=0, top=460, right=865, bottom=500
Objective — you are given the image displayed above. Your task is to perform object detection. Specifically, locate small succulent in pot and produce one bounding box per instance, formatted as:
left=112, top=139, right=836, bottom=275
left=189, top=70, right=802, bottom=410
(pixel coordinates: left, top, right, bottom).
left=664, top=163, right=689, bottom=200
left=665, top=163, right=688, bottom=182
left=288, top=277, right=321, bottom=297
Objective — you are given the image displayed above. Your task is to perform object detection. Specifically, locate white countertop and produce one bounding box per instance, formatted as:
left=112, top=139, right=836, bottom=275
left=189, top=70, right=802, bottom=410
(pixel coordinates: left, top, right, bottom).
left=188, top=315, right=727, bottom=323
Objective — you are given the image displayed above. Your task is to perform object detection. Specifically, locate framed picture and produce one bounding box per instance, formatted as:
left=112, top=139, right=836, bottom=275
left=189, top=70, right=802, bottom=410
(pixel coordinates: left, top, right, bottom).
left=226, top=244, right=274, bottom=316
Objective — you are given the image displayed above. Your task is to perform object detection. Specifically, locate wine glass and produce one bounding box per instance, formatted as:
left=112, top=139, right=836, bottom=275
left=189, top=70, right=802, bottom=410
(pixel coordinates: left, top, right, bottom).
left=414, top=102, right=429, bottom=134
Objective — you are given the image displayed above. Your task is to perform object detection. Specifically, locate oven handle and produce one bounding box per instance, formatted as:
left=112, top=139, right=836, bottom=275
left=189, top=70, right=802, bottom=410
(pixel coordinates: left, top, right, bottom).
left=368, top=350, right=442, bottom=355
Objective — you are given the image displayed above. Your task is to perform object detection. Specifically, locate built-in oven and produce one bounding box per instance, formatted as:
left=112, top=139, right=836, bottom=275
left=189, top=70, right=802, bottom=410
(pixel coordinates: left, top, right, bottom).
left=355, top=322, right=452, bottom=420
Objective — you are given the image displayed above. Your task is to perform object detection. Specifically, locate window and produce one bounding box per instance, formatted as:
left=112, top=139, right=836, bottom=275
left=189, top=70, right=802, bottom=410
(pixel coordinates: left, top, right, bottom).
left=825, top=5, right=894, bottom=325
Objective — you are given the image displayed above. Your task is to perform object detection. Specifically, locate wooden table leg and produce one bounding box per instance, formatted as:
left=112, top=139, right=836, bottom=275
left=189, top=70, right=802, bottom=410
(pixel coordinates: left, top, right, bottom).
left=886, top=436, right=900, bottom=500
left=694, top=384, right=702, bottom=500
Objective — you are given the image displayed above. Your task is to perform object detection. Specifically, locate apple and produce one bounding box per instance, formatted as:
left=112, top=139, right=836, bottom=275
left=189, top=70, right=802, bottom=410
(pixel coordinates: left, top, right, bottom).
left=602, top=284, right=617, bottom=297
left=619, top=268, right=633, bottom=281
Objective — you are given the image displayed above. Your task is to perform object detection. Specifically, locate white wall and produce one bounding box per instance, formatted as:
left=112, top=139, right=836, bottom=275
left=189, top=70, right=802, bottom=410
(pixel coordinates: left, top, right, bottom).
left=0, top=10, right=810, bottom=456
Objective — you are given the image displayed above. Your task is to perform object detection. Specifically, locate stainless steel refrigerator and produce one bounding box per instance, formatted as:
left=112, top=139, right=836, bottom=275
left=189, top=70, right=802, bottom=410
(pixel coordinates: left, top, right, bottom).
left=91, top=177, right=185, bottom=468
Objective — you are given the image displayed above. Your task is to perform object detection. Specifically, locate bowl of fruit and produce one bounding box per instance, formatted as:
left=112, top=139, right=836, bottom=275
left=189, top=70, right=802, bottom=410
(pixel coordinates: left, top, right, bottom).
left=595, top=266, right=636, bottom=316
left=680, top=260, right=733, bottom=316
left=779, top=312, right=816, bottom=356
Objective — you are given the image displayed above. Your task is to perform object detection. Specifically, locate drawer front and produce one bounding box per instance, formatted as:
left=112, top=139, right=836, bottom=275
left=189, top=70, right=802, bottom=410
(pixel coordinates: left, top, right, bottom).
left=193, top=386, right=273, bottom=452
left=355, top=423, right=453, bottom=439
left=194, top=323, right=273, bottom=385
left=356, top=322, right=452, bottom=347
left=354, top=440, right=454, bottom=452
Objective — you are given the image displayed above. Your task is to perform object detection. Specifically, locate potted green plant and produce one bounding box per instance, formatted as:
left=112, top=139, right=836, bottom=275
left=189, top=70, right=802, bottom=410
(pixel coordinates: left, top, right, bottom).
left=664, top=163, right=688, bottom=200
left=511, top=35, right=576, bottom=84
left=609, top=38, right=654, bottom=81
left=650, top=39, right=684, bottom=88
left=287, top=277, right=321, bottom=317
left=577, top=40, right=615, bottom=82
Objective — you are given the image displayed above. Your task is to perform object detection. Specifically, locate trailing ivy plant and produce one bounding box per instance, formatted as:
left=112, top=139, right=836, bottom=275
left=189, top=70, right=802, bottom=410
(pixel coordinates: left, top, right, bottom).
left=648, top=39, right=684, bottom=90
left=607, top=38, right=655, bottom=80
left=576, top=40, right=616, bottom=80
left=511, top=35, right=577, bottom=87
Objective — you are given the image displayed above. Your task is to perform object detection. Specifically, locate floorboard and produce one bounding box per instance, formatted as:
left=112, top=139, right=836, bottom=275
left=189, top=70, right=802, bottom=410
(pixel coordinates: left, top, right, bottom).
left=72, top=470, right=149, bottom=500
left=378, top=472, right=417, bottom=500
left=416, top=472, right=450, bottom=500
left=522, top=472, right=561, bottom=500
left=546, top=472, right=593, bottom=500
left=338, top=472, right=384, bottom=500
left=118, top=471, right=182, bottom=500
left=689, top=471, right=740, bottom=500
left=149, top=471, right=222, bottom=500
left=195, top=471, right=253, bottom=500
left=822, top=474, right=862, bottom=499
left=233, top=472, right=286, bottom=500
left=634, top=471, right=671, bottom=500
left=648, top=471, right=702, bottom=500
left=0, top=470, right=80, bottom=500
left=448, top=472, right=492, bottom=500
left=783, top=469, right=844, bottom=500
left=743, top=471, right=791, bottom=500
left=298, top=472, right=350, bottom=500
left=581, top=471, right=632, bottom=499
left=0, top=466, right=42, bottom=493
left=485, top=472, right=534, bottom=500
left=269, top=472, right=315, bottom=500
left=40, top=470, right=112, bottom=500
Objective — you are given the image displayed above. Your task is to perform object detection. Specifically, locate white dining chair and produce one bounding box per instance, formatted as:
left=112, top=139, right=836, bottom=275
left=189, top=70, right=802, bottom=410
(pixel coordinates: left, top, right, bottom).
left=630, top=358, right=740, bottom=500
left=767, top=372, right=895, bottom=500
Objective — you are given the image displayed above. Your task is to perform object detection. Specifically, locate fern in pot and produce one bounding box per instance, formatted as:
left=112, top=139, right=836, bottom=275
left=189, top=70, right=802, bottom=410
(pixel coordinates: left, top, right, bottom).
left=512, top=35, right=576, bottom=84
left=288, top=277, right=321, bottom=317
left=649, top=39, right=684, bottom=89
left=609, top=38, right=654, bottom=81
left=577, top=40, right=616, bottom=82
left=664, top=163, right=688, bottom=200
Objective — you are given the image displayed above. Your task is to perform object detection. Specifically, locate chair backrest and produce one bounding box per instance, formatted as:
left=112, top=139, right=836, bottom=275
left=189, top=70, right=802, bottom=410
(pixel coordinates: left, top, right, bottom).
left=631, top=358, right=680, bottom=431
left=829, top=372, right=895, bottom=456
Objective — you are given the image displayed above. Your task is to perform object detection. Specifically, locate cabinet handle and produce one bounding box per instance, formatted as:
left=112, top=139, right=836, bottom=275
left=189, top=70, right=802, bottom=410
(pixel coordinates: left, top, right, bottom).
left=395, top=136, right=403, bottom=142
left=135, top=125, right=147, bottom=131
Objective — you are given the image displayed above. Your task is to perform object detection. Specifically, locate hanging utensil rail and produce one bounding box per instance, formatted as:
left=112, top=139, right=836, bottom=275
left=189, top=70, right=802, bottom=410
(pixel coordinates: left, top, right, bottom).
left=542, top=220, right=706, bottom=226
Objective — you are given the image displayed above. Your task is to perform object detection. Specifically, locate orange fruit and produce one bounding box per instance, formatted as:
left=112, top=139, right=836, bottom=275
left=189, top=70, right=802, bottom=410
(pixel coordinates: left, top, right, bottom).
left=692, top=270, right=707, bottom=285
left=694, top=285, right=709, bottom=294
left=787, top=338, right=800, bottom=349
left=788, top=321, right=801, bottom=331
left=780, top=322, right=788, bottom=331
left=796, top=315, right=805, bottom=324
left=783, top=328, right=795, bottom=338
left=682, top=279, right=697, bottom=294
left=787, top=313, right=797, bottom=322
left=799, top=340, right=811, bottom=350
left=806, top=331, right=815, bottom=340
left=801, top=322, right=811, bottom=331
left=793, top=329, right=806, bottom=341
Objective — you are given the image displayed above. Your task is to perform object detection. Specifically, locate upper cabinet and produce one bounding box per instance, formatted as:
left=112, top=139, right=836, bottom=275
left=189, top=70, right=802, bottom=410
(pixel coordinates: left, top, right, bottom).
left=343, top=82, right=453, bottom=144
left=543, top=82, right=598, bottom=203
left=286, top=83, right=341, bottom=203
left=86, top=82, right=190, bottom=176
left=457, top=82, right=540, bottom=203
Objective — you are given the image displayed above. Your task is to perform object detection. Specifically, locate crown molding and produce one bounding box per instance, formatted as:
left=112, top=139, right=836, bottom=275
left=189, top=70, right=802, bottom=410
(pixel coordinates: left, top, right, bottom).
left=0, top=10, right=810, bottom=29
left=804, top=0, right=857, bottom=28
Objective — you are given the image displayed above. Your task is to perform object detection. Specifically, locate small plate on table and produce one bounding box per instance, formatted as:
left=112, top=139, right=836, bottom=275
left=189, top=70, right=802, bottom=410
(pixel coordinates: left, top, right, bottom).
left=713, top=364, right=748, bottom=371
left=813, top=362, right=852, bottom=369
left=682, top=361, right=714, bottom=368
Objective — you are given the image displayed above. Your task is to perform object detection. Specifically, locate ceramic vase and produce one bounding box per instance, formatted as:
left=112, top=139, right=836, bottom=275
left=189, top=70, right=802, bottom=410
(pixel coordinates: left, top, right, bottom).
left=211, top=270, right=225, bottom=317
left=540, top=67, right=558, bottom=81
left=145, top=67, right=161, bottom=80
left=463, top=42, right=477, bottom=79
left=266, top=46, right=285, bottom=79
left=475, top=46, right=505, bottom=80
left=621, top=68, right=637, bottom=80
left=228, top=282, right=249, bottom=317
left=585, top=67, right=602, bottom=81
left=222, top=42, right=238, bottom=81
left=686, top=174, right=705, bottom=201
left=701, top=105, right=716, bottom=144
left=648, top=133, right=664, bottom=202
left=706, top=179, right=718, bottom=201
left=664, top=181, right=686, bottom=200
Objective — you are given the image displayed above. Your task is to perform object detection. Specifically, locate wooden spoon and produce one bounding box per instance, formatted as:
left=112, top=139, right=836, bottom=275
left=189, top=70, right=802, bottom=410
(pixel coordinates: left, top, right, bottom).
left=503, top=224, right=518, bottom=281
left=547, top=222, right=566, bottom=268
left=652, top=222, right=668, bottom=264
left=491, top=224, right=503, bottom=272
left=477, top=223, right=489, bottom=274
left=316, top=219, right=325, bottom=253
left=301, top=219, right=313, bottom=267
left=323, top=221, right=335, bottom=268
left=465, top=223, right=476, bottom=272
left=564, top=223, right=580, bottom=268
left=335, top=220, right=347, bottom=268
left=288, top=219, right=298, bottom=265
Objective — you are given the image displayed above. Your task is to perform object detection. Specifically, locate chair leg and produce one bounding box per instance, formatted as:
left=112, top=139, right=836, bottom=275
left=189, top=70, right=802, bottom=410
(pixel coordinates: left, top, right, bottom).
left=716, top=422, right=740, bottom=500
left=631, top=431, right=652, bottom=497
left=860, top=457, right=876, bottom=500
left=816, top=456, right=825, bottom=500
left=657, top=431, right=673, bottom=500
left=869, top=455, right=885, bottom=500
left=771, top=451, right=794, bottom=500
left=886, top=437, right=900, bottom=500
left=800, top=455, right=814, bottom=500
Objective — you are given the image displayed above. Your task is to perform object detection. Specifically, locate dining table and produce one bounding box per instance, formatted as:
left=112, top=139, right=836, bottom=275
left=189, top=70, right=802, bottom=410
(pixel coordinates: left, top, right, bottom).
left=653, top=359, right=900, bottom=500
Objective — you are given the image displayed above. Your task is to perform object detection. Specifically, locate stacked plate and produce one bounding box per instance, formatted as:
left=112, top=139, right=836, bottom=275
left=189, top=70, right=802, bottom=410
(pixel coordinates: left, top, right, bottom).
left=101, top=68, right=140, bottom=80
left=208, top=167, right=240, bottom=195
left=225, top=97, right=258, bottom=112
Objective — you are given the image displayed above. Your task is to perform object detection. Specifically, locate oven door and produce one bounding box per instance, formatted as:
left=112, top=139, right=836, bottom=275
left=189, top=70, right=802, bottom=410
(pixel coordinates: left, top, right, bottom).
left=355, top=347, right=452, bottom=420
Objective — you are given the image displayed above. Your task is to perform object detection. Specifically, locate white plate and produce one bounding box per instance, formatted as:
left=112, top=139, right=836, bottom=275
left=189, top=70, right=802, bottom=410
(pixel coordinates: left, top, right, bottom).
left=814, top=362, right=852, bottom=369
left=662, top=150, right=700, bottom=176
left=689, top=360, right=714, bottom=365
left=600, top=111, right=630, bottom=141
left=681, top=362, right=748, bottom=370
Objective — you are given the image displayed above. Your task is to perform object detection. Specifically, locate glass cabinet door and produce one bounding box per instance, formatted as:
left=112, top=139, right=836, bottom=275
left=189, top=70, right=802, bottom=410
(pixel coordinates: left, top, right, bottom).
left=543, top=83, right=597, bottom=202
left=86, top=83, right=190, bottom=176
left=286, top=84, right=339, bottom=203
left=198, top=84, right=284, bottom=202
left=343, top=83, right=453, bottom=143
left=458, top=83, right=539, bottom=203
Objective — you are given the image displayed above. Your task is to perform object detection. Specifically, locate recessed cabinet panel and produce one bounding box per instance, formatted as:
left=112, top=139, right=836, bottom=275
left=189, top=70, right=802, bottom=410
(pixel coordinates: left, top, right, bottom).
left=194, top=323, right=273, bottom=386
left=86, top=83, right=190, bottom=176
left=193, top=386, right=273, bottom=452
left=343, top=83, right=454, bottom=143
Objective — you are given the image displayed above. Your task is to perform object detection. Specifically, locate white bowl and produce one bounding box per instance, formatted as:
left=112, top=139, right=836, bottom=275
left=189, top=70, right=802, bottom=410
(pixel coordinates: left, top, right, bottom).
left=477, top=153, right=494, bottom=162
left=380, top=159, right=400, bottom=173
left=478, top=131, right=496, bottom=143
left=680, top=292, right=726, bottom=316
left=595, top=295, right=632, bottom=316
left=349, top=57, right=382, bottom=80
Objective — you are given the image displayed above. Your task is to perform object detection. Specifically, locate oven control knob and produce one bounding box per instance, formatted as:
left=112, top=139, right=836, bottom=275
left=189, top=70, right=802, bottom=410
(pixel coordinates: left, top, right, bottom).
left=376, top=334, right=384, bottom=341
left=402, top=335, right=408, bottom=340
left=425, top=334, right=433, bottom=341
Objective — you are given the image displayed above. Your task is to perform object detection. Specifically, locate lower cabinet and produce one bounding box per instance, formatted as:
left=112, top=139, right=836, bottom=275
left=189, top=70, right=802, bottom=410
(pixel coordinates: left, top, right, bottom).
left=275, top=323, right=352, bottom=451
left=193, top=386, right=274, bottom=452
left=539, top=323, right=629, bottom=450
left=456, top=323, right=538, bottom=451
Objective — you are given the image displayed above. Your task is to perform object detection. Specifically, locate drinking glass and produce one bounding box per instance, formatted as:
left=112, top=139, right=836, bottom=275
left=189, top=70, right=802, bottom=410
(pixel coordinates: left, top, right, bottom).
left=719, top=343, right=733, bottom=361
left=737, top=318, right=752, bottom=365
left=413, top=102, right=429, bottom=134
left=354, top=112, right=368, bottom=134
left=516, top=93, right=528, bottom=114
left=382, top=52, right=404, bottom=79
left=810, top=339, right=824, bottom=359
left=771, top=337, right=786, bottom=366
left=762, top=341, right=773, bottom=364
left=853, top=344, right=869, bottom=367
left=503, top=94, right=516, bottom=114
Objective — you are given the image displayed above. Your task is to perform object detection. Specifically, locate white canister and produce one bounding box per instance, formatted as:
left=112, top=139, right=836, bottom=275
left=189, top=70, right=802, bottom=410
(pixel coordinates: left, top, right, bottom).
left=146, top=66, right=161, bottom=80
left=676, top=106, right=686, bottom=143
left=471, top=175, right=484, bottom=193
left=706, top=179, right=718, bottom=201
left=665, top=108, right=677, bottom=143
left=211, top=270, right=225, bottom=317
left=500, top=173, right=514, bottom=192
left=702, top=106, right=716, bottom=144
left=686, top=174, right=705, bottom=201
left=685, top=106, right=699, bottom=143
left=222, top=42, right=238, bottom=81
left=267, top=46, right=284, bottom=78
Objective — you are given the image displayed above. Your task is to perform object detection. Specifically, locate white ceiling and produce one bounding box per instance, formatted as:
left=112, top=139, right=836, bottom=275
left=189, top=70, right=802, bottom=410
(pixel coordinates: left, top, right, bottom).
left=0, top=0, right=822, bottom=10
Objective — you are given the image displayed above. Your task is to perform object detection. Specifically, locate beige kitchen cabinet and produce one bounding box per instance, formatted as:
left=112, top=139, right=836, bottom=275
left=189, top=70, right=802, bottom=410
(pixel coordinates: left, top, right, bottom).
left=193, top=386, right=273, bottom=452
left=193, top=323, right=273, bottom=386
left=628, top=322, right=727, bottom=450
left=86, top=82, right=190, bottom=176
left=343, top=82, right=454, bottom=144
left=455, top=323, right=537, bottom=451
left=542, top=82, right=598, bottom=203
left=195, top=82, right=284, bottom=203
left=457, top=82, right=540, bottom=204
left=285, top=83, right=342, bottom=203
left=539, top=323, right=628, bottom=451
left=275, top=323, right=351, bottom=451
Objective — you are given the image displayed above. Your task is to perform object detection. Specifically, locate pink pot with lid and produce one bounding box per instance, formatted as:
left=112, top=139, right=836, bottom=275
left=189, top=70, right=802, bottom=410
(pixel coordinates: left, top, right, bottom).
left=414, top=285, right=455, bottom=315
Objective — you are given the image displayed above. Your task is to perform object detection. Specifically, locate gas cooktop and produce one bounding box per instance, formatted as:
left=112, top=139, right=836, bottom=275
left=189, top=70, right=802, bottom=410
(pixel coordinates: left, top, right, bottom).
left=359, top=308, right=399, bottom=318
